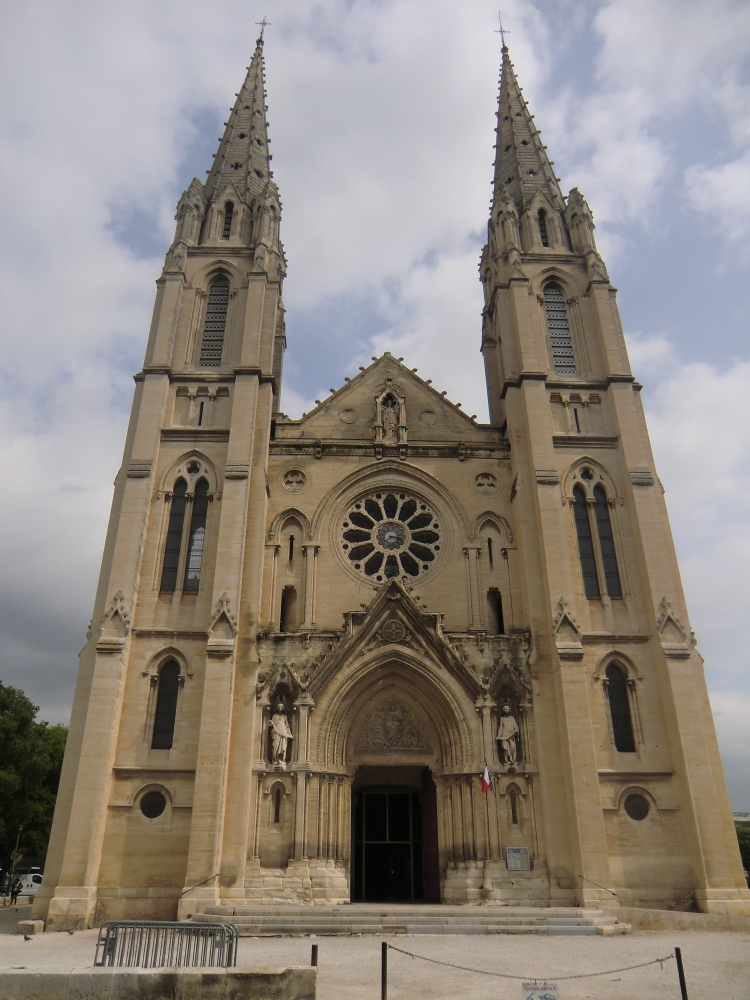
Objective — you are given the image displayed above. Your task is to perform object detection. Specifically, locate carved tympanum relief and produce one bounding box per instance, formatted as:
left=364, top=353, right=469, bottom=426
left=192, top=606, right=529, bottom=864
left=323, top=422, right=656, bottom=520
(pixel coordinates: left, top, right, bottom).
left=355, top=698, right=432, bottom=753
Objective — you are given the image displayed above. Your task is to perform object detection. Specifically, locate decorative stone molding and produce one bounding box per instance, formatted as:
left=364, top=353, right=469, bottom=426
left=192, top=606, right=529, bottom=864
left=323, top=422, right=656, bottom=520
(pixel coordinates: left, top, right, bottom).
left=629, top=469, right=655, bottom=487
left=206, top=593, right=238, bottom=657
left=126, top=460, right=153, bottom=479
left=552, top=597, right=583, bottom=660
left=96, top=591, right=131, bottom=653
left=225, top=461, right=250, bottom=480
left=656, top=598, right=690, bottom=658
left=535, top=469, right=559, bottom=485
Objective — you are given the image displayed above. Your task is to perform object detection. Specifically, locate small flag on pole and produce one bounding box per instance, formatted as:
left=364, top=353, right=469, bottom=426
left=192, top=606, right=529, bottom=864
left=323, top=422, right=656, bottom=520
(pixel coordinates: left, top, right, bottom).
left=482, top=762, right=492, bottom=793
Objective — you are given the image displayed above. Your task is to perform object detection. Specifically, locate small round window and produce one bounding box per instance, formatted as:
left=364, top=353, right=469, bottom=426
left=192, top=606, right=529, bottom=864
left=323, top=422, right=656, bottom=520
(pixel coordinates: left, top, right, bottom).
left=624, top=793, right=650, bottom=821
left=341, top=491, right=441, bottom=582
left=140, top=791, right=167, bottom=819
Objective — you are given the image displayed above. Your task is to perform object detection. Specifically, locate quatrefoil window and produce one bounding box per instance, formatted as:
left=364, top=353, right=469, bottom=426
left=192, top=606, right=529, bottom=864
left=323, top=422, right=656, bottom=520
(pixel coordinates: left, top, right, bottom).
left=341, top=491, right=441, bottom=582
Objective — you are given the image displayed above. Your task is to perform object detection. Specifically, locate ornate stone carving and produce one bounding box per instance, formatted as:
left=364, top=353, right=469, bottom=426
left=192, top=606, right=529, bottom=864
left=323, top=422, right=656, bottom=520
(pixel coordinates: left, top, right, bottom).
left=280, top=469, right=308, bottom=493
left=474, top=472, right=499, bottom=496
left=269, top=702, right=293, bottom=769
left=356, top=698, right=431, bottom=753
left=497, top=704, right=520, bottom=767
left=379, top=618, right=408, bottom=644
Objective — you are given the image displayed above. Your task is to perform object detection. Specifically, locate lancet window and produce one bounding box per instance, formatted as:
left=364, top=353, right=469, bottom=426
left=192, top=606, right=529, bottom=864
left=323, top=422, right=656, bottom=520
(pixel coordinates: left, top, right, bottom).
left=543, top=282, right=577, bottom=375
left=151, top=660, right=180, bottom=749
left=605, top=663, right=635, bottom=752
left=538, top=209, right=550, bottom=247
left=183, top=479, right=209, bottom=592
left=571, top=469, right=623, bottom=600
left=198, top=276, right=230, bottom=368
left=573, top=485, right=600, bottom=598
left=222, top=202, right=234, bottom=239
left=160, top=479, right=187, bottom=592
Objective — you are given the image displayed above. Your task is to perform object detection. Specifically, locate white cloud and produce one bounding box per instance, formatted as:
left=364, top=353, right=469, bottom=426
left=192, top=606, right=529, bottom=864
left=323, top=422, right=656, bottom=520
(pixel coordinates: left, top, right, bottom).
left=710, top=693, right=750, bottom=812
left=0, top=0, right=748, bottom=812
left=686, top=152, right=750, bottom=244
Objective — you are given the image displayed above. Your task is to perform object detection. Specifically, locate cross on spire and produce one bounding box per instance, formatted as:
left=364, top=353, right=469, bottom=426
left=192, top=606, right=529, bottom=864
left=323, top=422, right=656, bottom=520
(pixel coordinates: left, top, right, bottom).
left=256, top=15, right=271, bottom=38
left=495, top=11, right=510, bottom=50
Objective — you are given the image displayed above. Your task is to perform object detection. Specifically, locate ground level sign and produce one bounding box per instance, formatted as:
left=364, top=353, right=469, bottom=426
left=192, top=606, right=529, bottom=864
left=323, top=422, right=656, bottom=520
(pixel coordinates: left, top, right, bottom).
left=522, top=984, right=559, bottom=1000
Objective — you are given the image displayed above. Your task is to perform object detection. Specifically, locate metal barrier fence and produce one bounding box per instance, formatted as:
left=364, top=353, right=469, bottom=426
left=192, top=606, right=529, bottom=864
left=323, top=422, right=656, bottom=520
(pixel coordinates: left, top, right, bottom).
left=94, top=921, right=238, bottom=969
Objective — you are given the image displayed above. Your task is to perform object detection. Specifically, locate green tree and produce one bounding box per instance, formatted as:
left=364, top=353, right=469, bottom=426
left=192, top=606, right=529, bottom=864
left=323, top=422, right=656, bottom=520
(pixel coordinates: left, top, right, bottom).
left=0, top=682, right=67, bottom=875
left=737, top=824, right=750, bottom=873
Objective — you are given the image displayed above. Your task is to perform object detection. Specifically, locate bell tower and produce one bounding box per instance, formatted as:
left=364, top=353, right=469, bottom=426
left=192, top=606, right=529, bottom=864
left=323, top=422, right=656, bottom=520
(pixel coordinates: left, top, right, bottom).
left=36, top=31, right=287, bottom=930
left=480, top=43, right=749, bottom=914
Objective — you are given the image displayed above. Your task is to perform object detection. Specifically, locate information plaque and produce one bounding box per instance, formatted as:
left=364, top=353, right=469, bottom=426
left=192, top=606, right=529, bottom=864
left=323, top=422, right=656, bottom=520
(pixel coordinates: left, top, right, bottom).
left=506, top=846, right=531, bottom=870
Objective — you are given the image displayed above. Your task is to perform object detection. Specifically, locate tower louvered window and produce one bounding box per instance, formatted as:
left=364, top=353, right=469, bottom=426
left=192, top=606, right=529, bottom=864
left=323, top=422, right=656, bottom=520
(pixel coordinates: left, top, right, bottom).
left=183, top=479, right=209, bottom=592
left=594, top=485, right=622, bottom=597
left=160, top=479, right=187, bottom=592
left=199, top=277, right=229, bottom=367
left=544, top=283, right=577, bottom=375
left=222, top=202, right=234, bottom=239
left=538, top=209, right=550, bottom=247
left=573, top=485, right=600, bottom=598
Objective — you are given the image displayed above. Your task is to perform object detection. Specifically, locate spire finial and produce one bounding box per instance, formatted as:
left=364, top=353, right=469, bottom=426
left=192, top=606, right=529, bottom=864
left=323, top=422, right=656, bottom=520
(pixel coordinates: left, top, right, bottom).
left=495, top=11, right=510, bottom=52
left=255, top=15, right=271, bottom=41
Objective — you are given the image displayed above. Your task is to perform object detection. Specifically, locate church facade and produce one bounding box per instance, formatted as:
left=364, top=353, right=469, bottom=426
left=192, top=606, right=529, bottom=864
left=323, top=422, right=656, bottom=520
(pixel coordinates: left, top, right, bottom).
left=35, top=36, right=750, bottom=930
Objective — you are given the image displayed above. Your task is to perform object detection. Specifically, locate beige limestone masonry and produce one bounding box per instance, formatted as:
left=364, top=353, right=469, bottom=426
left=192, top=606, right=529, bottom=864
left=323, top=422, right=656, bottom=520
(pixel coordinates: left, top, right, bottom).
left=32, top=37, right=750, bottom=931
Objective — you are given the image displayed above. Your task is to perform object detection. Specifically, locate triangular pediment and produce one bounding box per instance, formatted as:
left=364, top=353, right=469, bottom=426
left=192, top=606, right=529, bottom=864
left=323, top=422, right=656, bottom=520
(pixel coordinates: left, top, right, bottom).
left=277, top=353, right=502, bottom=445
left=309, top=579, right=478, bottom=698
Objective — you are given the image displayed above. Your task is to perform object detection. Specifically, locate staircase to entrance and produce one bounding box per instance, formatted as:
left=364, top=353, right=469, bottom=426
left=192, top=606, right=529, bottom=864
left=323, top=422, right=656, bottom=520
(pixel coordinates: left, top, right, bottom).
left=190, top=904, right=631, bottom=936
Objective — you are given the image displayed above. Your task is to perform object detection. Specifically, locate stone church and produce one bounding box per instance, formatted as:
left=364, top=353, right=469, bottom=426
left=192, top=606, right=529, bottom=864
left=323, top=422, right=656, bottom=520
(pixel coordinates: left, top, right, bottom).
left=35, top=34, right=749, bottom=930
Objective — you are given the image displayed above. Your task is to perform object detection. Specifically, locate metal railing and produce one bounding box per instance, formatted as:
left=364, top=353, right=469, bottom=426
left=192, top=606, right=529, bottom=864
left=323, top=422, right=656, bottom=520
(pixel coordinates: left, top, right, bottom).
left=94, top=921, right=238, bottom=969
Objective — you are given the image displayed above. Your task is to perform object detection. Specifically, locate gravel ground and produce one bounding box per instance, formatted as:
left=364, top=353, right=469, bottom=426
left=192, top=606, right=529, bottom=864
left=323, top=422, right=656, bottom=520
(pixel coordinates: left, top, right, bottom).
left=0, top=927, right=748, bottom=1000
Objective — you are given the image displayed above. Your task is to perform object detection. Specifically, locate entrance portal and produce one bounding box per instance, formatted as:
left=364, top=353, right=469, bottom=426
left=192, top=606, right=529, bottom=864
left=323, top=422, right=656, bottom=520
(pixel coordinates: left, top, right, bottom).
left=351, top=766, right=440, bottom=902
left=353, top=788, right=422, bottom=901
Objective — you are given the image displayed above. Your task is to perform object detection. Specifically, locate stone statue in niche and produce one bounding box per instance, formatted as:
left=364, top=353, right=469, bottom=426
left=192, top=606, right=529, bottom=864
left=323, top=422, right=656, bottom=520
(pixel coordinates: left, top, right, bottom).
left=382, top=394, right=399, bottom=443
left=497, top=704, right=520, bottom=768
left=269, top=702, right=293, bottom=768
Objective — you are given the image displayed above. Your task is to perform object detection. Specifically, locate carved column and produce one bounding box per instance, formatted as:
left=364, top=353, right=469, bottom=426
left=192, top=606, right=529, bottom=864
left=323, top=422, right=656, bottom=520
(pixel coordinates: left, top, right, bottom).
left=293, top=772, right=307, bottom=861
left=463, top=546, right=483, bottom=630
left=301, top=544, right=319, bottom=629
left=252, top=772, right=264, bottom=860
left=294, top=696, right=314, bottom=764
left=266, top=543, right=280, bottom=625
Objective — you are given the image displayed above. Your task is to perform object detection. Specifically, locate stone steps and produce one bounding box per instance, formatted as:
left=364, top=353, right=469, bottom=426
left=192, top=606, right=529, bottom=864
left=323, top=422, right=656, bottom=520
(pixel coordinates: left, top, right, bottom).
left=189, top=904, right=630, bottom=936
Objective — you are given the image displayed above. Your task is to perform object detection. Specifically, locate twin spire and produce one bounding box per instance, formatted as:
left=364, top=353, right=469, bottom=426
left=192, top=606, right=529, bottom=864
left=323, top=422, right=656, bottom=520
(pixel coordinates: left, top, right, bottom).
left=204, top=33, right=275, bottom=208
left=492, top=45, right=565, bottom=215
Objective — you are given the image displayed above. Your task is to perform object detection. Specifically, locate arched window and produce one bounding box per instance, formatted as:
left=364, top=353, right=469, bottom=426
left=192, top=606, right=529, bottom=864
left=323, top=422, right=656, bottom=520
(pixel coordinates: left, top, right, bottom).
left=543, top=283, right=577, bottom=375
left=538, top=209, right=550, bottom=247
left=199, top=276, right=230, bottom=368
left=593, top=485, right=622, bottom=597
left=222, top=202, right=234, bottom=240
left=152, top=660, right=180, bottom=749
left=160, top=479, right=187, bottom=592
left=573, top=485, right=600, bottom=597
left=274, top=787, right=282, bottom=824
left=605, top=663, right=635, bottom=752
left=509, top=787, right=518, bottom=825
left=183, top=480, right=209, bottom=592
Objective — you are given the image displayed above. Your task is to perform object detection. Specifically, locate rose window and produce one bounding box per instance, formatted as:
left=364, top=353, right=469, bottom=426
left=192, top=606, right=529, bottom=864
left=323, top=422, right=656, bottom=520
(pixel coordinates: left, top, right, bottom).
left=342, top=491, right=441, bottom=582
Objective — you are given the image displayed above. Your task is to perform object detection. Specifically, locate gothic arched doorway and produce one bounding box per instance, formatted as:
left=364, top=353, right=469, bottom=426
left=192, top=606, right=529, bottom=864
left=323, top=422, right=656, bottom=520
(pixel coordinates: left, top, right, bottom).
left=350, top=766, right=440, bottom=902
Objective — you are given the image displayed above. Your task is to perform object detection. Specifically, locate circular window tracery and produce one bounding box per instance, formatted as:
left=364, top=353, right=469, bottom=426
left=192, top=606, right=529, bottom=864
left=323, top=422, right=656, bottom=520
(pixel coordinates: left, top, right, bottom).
left=341, top=491, right=441, bottom=582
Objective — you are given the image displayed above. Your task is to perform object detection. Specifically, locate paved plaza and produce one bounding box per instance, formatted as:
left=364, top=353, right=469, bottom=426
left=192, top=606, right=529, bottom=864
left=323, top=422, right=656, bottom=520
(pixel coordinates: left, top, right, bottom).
left=0, top=909, right=747, bottom=1000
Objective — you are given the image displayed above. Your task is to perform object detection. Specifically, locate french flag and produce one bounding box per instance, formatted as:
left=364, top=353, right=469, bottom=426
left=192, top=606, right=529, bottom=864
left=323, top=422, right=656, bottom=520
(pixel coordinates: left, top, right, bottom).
left=482, top=763, right=492, bottom=793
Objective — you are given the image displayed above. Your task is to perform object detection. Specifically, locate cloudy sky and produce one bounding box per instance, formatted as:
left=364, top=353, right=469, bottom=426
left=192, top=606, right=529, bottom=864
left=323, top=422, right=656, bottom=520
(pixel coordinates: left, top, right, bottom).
left=1, top=0, right=749, bottom=808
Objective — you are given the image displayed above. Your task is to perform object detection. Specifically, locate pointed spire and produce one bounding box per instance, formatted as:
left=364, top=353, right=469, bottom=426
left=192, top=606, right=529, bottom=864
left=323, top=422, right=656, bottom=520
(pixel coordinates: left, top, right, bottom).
left=492, top=47, right=564, bottom=213
left=204, top=32, right=275, bottom=208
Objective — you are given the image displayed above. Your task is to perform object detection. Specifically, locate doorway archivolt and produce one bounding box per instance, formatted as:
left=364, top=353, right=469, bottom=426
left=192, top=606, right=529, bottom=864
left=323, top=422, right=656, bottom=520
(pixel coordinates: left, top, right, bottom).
left=313, top=650, right=475, bottom=774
